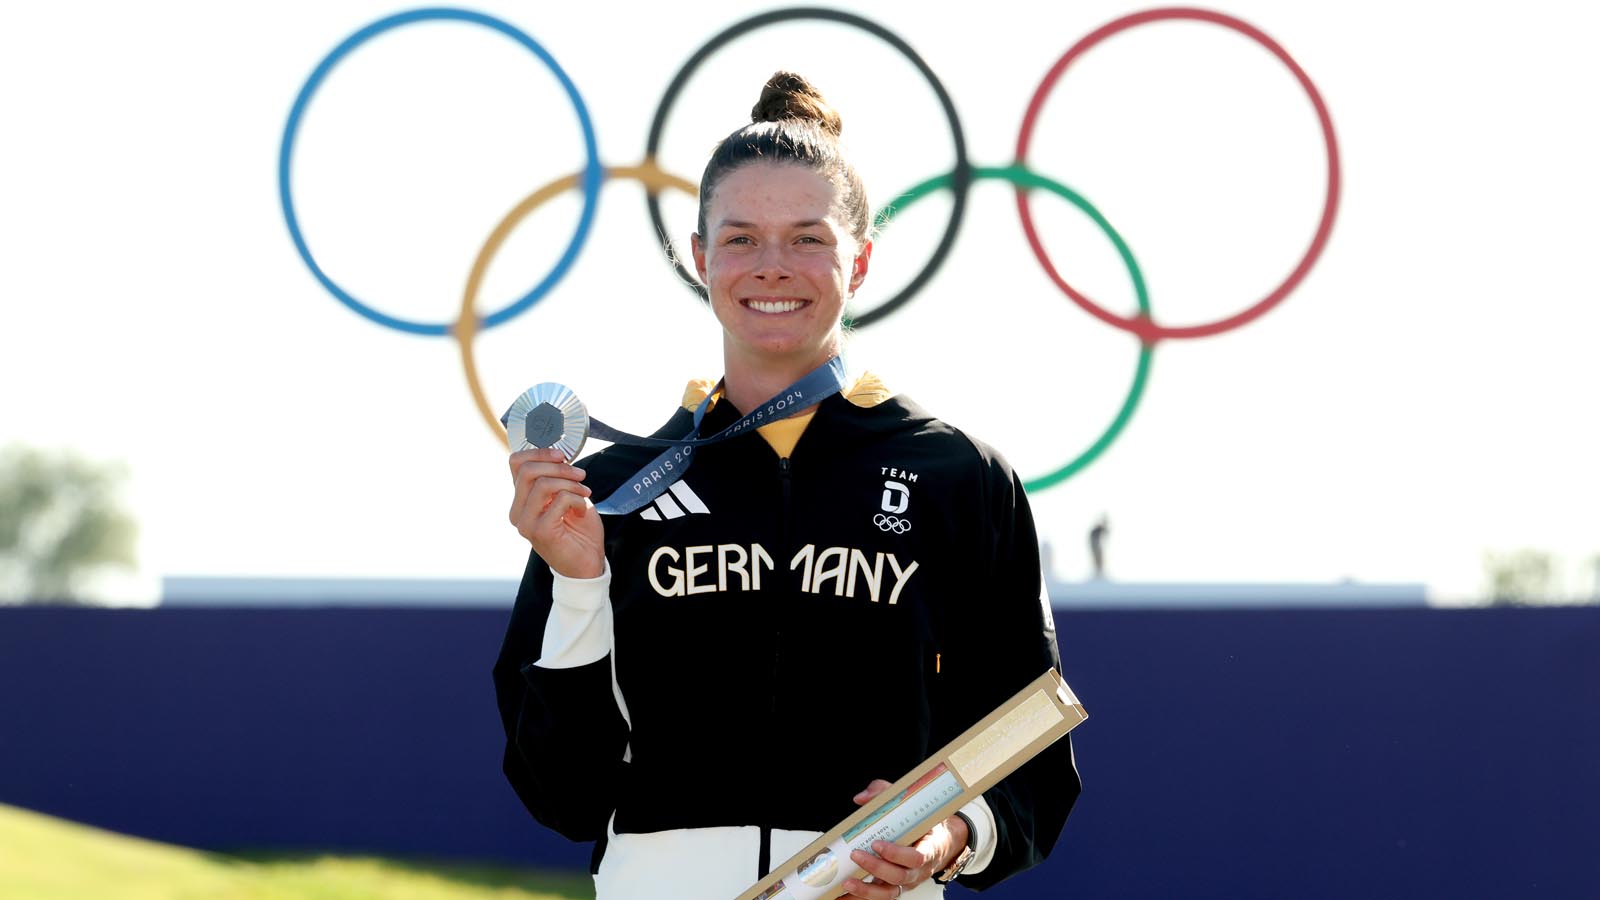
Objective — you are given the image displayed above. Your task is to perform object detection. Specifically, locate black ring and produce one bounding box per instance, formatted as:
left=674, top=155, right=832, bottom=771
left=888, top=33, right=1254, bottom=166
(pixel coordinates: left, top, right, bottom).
left=643, top=7, right=972, bottom=329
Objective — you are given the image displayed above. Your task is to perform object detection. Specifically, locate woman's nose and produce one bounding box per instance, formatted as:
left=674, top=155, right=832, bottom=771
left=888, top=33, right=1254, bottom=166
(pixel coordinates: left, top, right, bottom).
left=753, top=245, right=791, bottom=280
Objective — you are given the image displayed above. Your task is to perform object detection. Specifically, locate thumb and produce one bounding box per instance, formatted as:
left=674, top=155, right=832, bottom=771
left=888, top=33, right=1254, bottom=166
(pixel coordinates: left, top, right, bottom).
left=853, top=779, right=894, bottom=806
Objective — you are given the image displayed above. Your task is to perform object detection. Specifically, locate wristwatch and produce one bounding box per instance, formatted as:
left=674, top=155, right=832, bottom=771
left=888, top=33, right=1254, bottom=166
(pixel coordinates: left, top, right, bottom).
left=932, top=811, right=977, bottom=884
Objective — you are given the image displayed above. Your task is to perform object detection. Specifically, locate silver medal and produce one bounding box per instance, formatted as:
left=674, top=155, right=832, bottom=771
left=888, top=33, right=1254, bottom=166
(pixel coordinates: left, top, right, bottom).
left=503, top=383, right=589, bottom=461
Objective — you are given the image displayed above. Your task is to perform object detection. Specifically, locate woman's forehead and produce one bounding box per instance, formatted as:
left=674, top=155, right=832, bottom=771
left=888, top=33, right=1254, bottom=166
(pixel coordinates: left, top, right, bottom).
left=707, top=163, right=845, bottom=228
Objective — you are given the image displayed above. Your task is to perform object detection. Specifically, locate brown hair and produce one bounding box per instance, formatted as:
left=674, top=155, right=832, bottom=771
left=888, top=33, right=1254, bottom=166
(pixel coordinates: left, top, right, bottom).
left=696, top=72, right=870, bottom=246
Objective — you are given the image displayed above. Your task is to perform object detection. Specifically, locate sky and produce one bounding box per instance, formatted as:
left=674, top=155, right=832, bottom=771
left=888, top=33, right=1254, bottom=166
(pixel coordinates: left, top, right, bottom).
left=2, top=0, right=1597, bottom=605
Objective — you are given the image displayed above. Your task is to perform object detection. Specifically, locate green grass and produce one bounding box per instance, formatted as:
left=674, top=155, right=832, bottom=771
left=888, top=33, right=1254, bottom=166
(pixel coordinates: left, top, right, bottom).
left=0, top=804, right=593, bottom=900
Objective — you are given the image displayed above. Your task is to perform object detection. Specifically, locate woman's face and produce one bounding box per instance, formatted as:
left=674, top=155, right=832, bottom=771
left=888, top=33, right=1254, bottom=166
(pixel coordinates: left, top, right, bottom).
left=692, top=162, right=870, bottom=370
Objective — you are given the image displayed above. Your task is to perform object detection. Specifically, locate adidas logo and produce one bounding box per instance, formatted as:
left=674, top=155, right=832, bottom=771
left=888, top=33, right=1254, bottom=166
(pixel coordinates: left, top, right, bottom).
left=639, top=481, right=711, bottom=521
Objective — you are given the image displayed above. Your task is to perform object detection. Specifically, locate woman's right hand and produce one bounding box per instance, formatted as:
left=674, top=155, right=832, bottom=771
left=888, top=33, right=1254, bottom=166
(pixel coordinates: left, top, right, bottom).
left=509, top=448, right=605, bottom=579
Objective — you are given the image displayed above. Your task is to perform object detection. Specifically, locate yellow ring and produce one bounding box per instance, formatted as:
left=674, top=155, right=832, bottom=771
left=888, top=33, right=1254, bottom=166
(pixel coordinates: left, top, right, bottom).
left=453, top=160, right=700, bottom=448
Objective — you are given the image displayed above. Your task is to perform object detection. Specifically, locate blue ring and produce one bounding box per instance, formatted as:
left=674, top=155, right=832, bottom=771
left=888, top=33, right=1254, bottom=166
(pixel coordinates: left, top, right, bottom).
left=278, top=7, right=603, bottom=336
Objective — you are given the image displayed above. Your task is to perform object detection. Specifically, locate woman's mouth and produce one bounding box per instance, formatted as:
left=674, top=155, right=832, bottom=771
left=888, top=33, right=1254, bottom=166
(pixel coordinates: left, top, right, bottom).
left=743, top=297, right=809, bottom=314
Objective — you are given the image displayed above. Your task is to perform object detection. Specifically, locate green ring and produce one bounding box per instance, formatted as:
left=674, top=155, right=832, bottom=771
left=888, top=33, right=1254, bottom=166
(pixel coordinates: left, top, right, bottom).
left=866, top=163, right=1154, bottom=491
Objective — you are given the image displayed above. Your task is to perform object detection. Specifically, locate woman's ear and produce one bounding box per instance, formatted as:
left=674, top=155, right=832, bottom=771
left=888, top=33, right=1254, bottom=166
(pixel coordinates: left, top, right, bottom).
left=691, top=233, right=708, bottom=284
left=848, top=240, right=873, bottom=294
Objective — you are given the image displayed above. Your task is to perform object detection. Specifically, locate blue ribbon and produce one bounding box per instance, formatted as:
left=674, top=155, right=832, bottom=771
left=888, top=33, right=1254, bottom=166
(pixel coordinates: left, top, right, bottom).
left=592, top=356, right=848, bottom=515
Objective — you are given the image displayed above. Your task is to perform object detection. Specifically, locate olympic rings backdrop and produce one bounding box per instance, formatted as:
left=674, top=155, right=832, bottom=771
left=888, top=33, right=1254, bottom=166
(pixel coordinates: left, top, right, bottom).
left=278, top=6, right=1340, bottom=493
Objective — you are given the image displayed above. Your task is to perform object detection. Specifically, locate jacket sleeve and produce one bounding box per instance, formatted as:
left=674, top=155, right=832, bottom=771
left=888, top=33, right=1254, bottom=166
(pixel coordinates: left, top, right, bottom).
left=943, top=457, right=1082, bottom=891
left=493, top=545, right=630, bottom=843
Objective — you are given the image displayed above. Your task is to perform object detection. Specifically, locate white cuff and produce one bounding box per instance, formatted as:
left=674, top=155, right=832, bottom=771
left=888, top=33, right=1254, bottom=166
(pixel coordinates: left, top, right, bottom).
left=534, top=560, right=612, bottom=669
left=958, top=795, right=998, bottom=877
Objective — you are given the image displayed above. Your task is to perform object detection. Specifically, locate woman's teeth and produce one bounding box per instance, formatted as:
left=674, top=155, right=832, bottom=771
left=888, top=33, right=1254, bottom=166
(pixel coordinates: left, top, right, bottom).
left=746, top=298, right=807, bottom=314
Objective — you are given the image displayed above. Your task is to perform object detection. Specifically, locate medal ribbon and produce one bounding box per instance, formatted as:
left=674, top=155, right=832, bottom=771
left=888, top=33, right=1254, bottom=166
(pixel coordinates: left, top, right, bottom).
left=590, top=356, right=848, bottom=515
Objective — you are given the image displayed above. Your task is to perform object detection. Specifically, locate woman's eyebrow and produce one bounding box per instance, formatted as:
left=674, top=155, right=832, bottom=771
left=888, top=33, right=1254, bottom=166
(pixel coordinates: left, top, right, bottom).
left=717, top=218, right=829, bottom=230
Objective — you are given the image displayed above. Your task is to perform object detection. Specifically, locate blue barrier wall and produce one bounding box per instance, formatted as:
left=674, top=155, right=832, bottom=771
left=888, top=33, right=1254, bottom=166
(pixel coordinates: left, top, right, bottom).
left=1, top=606, right=1596, bottom=898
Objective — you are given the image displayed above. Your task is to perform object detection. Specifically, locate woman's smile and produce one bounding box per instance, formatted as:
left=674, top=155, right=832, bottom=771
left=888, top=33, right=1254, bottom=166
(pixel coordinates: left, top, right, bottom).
left=743, top=296, right=811, bottom=314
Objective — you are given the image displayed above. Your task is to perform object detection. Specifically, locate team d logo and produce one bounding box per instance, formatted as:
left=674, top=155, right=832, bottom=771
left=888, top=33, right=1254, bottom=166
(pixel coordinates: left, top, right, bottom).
left=876, top=480, right=911, bottom=533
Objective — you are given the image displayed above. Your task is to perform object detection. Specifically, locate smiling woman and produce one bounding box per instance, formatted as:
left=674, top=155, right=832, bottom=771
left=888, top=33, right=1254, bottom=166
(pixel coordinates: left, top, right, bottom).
left=690, top=72, right=872, bottom=412
left=494, top=72, right=1080, bottom=900
left=693, top=162, right=868, bottom=399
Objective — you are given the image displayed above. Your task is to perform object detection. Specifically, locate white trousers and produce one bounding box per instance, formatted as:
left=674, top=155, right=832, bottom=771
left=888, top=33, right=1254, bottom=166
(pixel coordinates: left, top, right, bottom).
left=595, top=821, right=946, bottom=900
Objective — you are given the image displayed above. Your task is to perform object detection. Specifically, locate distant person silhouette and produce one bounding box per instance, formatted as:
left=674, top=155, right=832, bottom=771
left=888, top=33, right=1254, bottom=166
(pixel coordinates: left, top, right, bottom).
left=1089, top=515, right=1109, bottom=580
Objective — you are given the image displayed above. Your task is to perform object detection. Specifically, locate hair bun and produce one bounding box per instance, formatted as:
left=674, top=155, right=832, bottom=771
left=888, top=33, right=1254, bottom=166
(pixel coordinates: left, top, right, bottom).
left=751, top=71, right=842, bottom=137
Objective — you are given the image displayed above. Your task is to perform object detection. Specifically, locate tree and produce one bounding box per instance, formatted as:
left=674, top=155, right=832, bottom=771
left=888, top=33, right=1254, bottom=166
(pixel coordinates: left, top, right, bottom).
left=1482, top=549, right=1556, bottom=606
left=0, top=444, right=137, bottom=605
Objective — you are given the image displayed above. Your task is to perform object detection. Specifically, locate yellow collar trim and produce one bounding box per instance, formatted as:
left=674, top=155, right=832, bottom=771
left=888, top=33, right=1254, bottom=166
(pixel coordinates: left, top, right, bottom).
left=679, top=371, right=891, bottom=458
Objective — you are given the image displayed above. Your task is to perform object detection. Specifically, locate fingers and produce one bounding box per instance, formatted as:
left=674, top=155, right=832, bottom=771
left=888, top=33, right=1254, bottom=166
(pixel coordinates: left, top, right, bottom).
left=515, top=474, right=592, bottom=524
left=508, top=448, right=586, bottom=491
left=506, top=447, right=605, bottom=577
left=515, top=481, right=596, bottom=549
left=508, top=447, right=557, bottom=477
left=849, top=838, right=930, bottom=887
left=841, top=810, right=941, bottom=900
left=848, top=846, right=910, bottom=887
left=853, top=779, right=894, bottom=806
left=517, top=484, right=606, bottom=578
left=841, top=873, right=905, bottom=900
left=509, top=449, right=590, bottom=527
left=844, top=779, right=912, bottom=896
left=841, top=781, right=915, bottom=897
left=867, top=840, right=929, bottom=871
left=532, top=487, right=593, bottom=536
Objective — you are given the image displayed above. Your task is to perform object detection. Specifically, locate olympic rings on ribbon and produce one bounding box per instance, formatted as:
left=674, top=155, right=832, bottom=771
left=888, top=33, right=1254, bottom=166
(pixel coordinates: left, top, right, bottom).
left=1014, top=7, right=1341, bottom=343
left=455, top=163, right=699, bottom=445
left=278, top=8, right=603, bottom=336
left=279, top=6, right=1341, bottom=492
left=643, top=7, right=970, bottom=327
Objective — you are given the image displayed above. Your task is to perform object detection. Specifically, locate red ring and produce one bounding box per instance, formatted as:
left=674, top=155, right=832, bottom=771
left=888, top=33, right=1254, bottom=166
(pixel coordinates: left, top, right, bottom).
left=1014, top=7, right=1342, bottom=343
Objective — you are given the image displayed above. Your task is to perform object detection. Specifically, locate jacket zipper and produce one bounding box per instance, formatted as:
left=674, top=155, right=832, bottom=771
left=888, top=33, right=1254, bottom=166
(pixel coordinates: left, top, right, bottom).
left=772, top=456, right=792, bottom=718
left=773, top=457, right=791, bottom=700
left=760, top=456, right=792, bottom=878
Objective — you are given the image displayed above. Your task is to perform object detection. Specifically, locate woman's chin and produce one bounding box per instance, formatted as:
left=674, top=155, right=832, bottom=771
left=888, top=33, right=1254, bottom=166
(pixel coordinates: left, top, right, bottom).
left=727, top=330, right=837, bottom=365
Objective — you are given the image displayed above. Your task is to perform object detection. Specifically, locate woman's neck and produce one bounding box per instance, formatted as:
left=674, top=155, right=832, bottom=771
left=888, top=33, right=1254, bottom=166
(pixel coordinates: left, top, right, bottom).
left=721, top=343, right=840, bottom=414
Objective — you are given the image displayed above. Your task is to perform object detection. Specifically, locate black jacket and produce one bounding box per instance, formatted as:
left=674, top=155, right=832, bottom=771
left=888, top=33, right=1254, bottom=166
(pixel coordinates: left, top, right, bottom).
left=494, top=391, right=1080, bottom=890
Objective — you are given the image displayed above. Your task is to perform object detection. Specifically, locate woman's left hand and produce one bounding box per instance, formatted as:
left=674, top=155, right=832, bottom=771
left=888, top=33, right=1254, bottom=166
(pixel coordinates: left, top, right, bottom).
left=838, top=780, right=968, bottom=898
